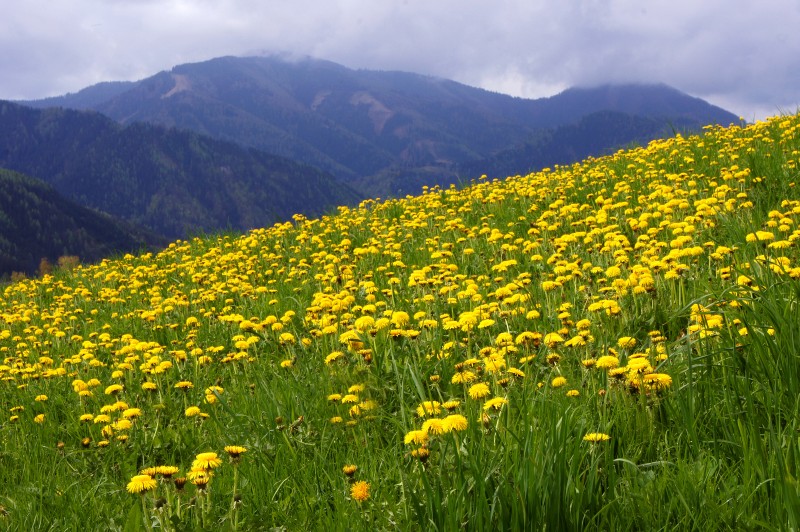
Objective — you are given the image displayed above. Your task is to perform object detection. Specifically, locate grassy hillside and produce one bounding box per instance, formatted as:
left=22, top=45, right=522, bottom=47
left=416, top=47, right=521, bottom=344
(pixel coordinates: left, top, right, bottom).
left=0, top=113, right=799, bottom=530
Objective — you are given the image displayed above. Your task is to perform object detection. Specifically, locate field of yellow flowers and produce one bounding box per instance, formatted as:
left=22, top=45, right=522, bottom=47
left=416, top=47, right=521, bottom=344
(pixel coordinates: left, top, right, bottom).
left=1, top=113, right=800, bottom=530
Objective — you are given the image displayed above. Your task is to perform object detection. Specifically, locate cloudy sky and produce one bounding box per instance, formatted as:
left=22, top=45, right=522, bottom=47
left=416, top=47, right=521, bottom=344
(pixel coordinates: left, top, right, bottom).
left=2, top=0, right=798, bottom=120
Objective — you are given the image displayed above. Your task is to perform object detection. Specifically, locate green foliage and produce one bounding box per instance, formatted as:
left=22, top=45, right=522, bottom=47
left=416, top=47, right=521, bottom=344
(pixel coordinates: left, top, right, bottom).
left=0, top=168, right=163, bottom=276
left=0, top=101, right=362, bottom=239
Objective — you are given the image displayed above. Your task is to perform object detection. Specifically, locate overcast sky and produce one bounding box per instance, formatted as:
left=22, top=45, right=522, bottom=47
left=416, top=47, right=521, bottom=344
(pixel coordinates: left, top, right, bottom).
left=2, top=0, right=798, bottom=120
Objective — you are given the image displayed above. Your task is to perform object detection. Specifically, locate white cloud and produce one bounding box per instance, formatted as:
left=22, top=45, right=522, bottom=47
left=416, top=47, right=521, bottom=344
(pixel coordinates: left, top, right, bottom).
left=1, top=0, right=798, bottom=119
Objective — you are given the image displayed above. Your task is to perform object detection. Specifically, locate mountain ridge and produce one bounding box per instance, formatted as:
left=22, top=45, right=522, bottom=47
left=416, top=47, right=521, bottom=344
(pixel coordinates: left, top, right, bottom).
left=0, top=167, right=165, bottom=276
left=18, top=55, right=739, bottom=195
left=0, top=100, right=362, bottom=239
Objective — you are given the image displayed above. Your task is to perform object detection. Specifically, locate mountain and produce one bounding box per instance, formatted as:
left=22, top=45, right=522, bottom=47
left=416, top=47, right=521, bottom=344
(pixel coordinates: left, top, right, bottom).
left=0, top=168, right=165, bottom=276
left=25, top=80, right=136, bottom=110
left=19, top=55, right=739, bottom=195
left=0, top=101, right=362, bottom=239
left=458, top=110, right=684, bottom=180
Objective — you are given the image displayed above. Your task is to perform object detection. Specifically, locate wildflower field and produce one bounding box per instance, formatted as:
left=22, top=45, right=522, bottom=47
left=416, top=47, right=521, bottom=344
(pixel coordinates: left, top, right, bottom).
left=1, top=113, right=800, bottom=530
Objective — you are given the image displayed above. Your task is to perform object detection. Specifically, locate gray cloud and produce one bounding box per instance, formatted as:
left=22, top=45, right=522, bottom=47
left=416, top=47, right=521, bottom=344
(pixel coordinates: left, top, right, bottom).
left=1, top=0, right=798, bottom=119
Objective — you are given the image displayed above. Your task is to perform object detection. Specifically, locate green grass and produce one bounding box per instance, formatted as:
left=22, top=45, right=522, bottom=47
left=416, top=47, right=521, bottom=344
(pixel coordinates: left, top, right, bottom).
left=1, top=114, right=800, bottom=530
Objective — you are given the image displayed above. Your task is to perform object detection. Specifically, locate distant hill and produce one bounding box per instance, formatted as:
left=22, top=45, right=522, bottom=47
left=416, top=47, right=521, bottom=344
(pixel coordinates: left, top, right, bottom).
left=458, top=110, right=685, bottom=181
left=19, top=55, right=740, bottom=195
left=0, top=101, right=362, bottom=238
left=0, top=168, right=165, bottom=276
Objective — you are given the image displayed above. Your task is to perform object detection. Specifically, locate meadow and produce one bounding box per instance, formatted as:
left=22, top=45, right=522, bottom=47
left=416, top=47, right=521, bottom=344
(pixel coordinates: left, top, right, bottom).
left=1, top=113, right=799, bottom=530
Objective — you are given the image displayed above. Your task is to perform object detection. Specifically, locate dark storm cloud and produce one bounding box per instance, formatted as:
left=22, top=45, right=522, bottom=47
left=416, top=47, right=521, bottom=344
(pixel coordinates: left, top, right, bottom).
left=1, top=0, right=798, bottom=119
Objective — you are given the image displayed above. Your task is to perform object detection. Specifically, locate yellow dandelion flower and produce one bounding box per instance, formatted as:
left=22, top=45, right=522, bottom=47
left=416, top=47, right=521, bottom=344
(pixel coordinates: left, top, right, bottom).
left=468, top=382, right=491, bottom=400
left=104, top=384, right=124, bottom=395
left=443, top=414, right=468, bottom=432
left=224, top=445, right=247, bottom=458
left=193, top=452, right=222, bottom=470
left=551, top=376, right=567, bottom=388
left=483, top=397, right=508, bottom=411
left=442, top=400, right=461, bottom=410
left=416, top=401, right=441, bottom=417
left=112, top=419, right=132, bottom=431
left=617, top=336, right=637, bottom=349
left=127, top=474, right=157, bottom=494
left=155, top=465, right=179, bottom=477
left=543, top=332, right=564, bottom=348
left=595, top=355, right=620, bottom=369
left=350, top=480, right=370, bottom=502
left=421, top=418, right=448, bottom=435
left=583, top=432, right=611, bottom=443
left=403, top=429, right=429, bottom=446
left=451, top=370, right=477, bottom=384
left=325, top=351, right=344, bottom=364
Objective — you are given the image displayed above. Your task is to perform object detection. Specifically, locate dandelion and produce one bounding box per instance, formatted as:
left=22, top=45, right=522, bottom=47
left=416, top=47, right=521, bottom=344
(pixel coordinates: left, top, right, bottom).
left=468, top=382, right=491, bottom=400
left=583, top=432, right=611, bottom=443
left=193, top=452, right=222, bottom=471
left=422, top=418, right=447, bottom=435
left=451, top=370, right=477, bottom=384
left=342, top=464, right=358, bottom=477
left=543, top=333, right=564, bottom=348
left=350, top=480, right=370, bottom=502
left=442, top=400, right=461, bottom=410
left=416, top=401, right=441, bottom=417
left=224, top=445, right=247, bottom=460
left=127, top=474, right=157, bottom=494
left=155, top=465, right=179, bottom=478
left=190, top=470, right=211, bottom=490
left=104, top=384, right=124, bottom=395
left=551, top=376, right=567, bottom=388
left=112, top=419, right=132, bottom=431
left=325, top=351, right=344, bottom=364
left=404, top=430, right=429, bottom=446
left=443, top=414, right=468, bottom=432
left=410, top=447, right=431, bottom=462
left=617, top=336, right=637, bottom=349
left=483, top=397, right=508, bottom=411
left=122, top=408, right=142, bottom=419
left=595, top=355, right=620, bottom=369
